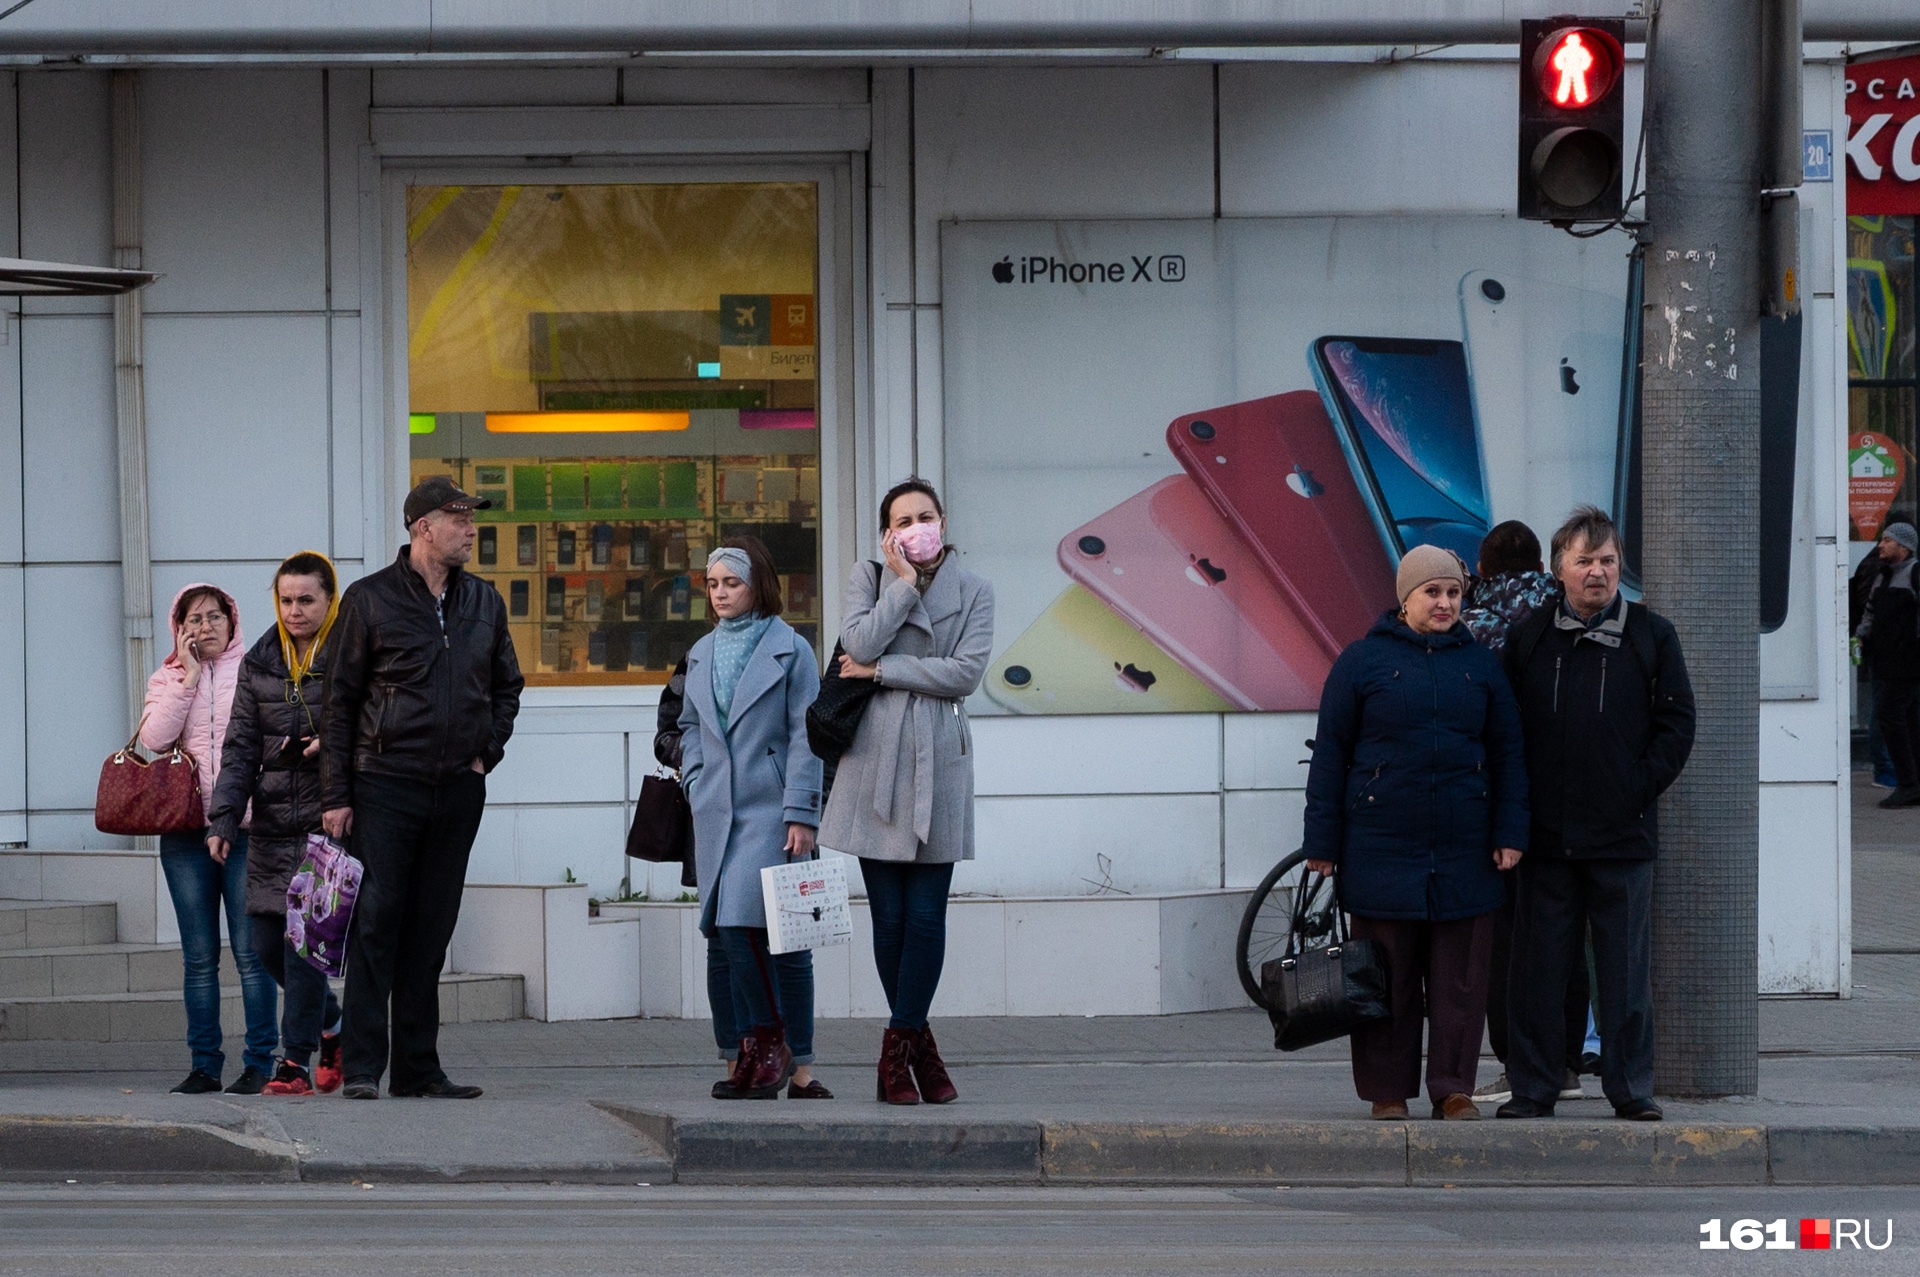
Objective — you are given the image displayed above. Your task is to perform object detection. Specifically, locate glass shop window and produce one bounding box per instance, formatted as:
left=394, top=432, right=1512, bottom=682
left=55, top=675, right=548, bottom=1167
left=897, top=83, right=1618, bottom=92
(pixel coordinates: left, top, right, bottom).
left=406, top=182, right=822, bottom=685
left=1847, top=215, right=1917, bottom=541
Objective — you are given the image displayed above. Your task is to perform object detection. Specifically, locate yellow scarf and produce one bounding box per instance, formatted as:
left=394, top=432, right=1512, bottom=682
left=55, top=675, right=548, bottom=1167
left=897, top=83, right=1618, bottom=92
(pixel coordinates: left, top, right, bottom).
left=276, top=550, right=341, bottom=688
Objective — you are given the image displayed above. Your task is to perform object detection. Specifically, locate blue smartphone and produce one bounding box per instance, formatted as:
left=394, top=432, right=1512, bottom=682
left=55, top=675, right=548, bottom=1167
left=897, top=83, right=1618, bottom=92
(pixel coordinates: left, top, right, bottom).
left=1309, top=336, right=1490, bottom=564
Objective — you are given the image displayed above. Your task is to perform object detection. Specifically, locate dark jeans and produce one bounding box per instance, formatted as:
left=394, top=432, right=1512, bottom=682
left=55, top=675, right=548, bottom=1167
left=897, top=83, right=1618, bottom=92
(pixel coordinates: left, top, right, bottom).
left=340, top=771, right=485, bottom=1091
left=251, top=912, right=342, bottom=1069
left=860, top=859, right=955, bottom=1031
left=1487, top=869, right=1590, bottom=1071
left=1866, top=674, right=1897, bottom=781
left=710, top=926, right=818, bottom=1064
left=707, top=939, right=815, bottom=1064
left=1347, top=911, right=1495, bottom=1104
left=1508, top=857, right=1655, bottom=1107
left=1873, top=676, right=1920, bottom=790
left=159, top=831, right=277, bottom=1078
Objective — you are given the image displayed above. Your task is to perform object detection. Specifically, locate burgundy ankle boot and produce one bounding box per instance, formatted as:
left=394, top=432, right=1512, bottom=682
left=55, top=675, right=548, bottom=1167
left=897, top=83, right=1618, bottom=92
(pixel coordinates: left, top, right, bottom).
left=876, top=1027, right=921, bottom=1105
left=909, top=1025, right=958, bottom=1105
left=711, top=1037, right=754, bottom=1099
left=738, top=1026, right=793, bottom=1100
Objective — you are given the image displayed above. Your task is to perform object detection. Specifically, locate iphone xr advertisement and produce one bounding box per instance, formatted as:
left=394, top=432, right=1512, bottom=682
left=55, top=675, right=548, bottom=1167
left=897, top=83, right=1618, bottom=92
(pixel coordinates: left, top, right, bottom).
left=943, top=216, right=1815, bottom=715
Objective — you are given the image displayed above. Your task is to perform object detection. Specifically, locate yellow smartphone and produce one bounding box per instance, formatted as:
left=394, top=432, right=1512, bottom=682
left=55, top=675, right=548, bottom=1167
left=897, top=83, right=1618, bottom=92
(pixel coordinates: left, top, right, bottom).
left=985, top=585, right=1232, bottom=715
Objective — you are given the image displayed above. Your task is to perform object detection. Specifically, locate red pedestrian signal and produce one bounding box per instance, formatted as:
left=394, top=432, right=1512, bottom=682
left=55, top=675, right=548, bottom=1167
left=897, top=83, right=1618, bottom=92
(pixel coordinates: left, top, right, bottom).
left=1519, top=19, right=1627, bottom=223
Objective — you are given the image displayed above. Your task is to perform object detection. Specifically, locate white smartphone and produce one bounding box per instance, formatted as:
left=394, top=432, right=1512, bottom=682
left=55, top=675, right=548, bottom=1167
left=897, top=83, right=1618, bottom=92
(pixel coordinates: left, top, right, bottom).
left=1459, top=269, right=1627, bottom=547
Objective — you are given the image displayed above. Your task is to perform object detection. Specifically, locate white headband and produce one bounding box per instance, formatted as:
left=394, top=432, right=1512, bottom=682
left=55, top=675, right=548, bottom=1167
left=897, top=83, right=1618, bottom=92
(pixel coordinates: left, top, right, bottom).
left=706, top=546, right=752, bottom=585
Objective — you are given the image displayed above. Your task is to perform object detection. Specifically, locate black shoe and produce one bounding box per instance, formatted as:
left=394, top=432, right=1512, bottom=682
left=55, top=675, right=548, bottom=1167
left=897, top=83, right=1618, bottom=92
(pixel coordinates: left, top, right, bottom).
left=1579, top=1051, right=1602, bottom=1076
left=223, top=1066, right=269, bottom=1096
left=392, top=1077, right=483, bottom=1099
left=342, top=1078, right=381, bottom=1100
left=1876, top=787, right=1920, bottom=808
left=170, top=1069, right=222, bottom=1095
left=1615, top=1097, right=1664, bottom=1121
left=1495, top=1096, right=1556, bottom=1119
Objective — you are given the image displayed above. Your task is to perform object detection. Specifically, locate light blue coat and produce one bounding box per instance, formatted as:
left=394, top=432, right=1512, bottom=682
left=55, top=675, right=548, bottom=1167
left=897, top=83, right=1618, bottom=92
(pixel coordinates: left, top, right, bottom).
left=678, top=616, right=824, bottom=933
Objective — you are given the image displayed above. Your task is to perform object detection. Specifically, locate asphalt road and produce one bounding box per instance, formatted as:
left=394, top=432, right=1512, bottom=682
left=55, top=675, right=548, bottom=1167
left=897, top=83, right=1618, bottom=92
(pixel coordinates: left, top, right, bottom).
left=0, top=1185, right=1912, bottom=1276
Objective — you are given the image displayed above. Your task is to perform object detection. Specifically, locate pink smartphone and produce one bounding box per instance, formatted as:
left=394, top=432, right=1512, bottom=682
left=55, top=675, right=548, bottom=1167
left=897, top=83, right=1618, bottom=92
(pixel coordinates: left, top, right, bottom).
left=1167, top=391, right=1397, bottom=659
left=1057, top=475, right=1330, bottom=711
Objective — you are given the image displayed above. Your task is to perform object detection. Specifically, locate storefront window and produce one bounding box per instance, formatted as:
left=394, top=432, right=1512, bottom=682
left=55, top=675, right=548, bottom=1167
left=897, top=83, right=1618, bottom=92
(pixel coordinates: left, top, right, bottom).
left=1847, top=215, right=1918, bottom=540
left=406, top=183, right=821, bottom=684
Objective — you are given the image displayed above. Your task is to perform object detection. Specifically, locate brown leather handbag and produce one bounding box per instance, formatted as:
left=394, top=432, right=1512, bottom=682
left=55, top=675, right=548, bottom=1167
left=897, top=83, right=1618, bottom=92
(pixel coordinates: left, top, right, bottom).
left=94, top=723, right=206, bottom=835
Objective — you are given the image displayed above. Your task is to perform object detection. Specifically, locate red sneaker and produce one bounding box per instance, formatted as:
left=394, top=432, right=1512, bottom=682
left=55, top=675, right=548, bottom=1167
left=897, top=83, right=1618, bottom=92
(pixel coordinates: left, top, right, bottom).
left=315, top=1032, right=342, bottom=1094
left=263, top=1062, right=314, bottom=1096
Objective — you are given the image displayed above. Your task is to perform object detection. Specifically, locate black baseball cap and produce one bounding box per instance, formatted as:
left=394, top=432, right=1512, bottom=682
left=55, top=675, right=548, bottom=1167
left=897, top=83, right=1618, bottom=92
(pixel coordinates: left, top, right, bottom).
left=404, top=476, right=492, bottom=528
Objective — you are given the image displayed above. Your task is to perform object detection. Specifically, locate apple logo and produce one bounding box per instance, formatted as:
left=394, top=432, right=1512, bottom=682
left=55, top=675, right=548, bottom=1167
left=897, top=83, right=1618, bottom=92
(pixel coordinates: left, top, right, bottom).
left=1114, top=662, right=1159, bottom=692
left=992, top=257, right=1014, bottom=284
left=1560, top=357, right=1580, bottom=395
left=1285, top=465, right=1325, bottom=498
left=1186, top=555, right=1228, bottom=587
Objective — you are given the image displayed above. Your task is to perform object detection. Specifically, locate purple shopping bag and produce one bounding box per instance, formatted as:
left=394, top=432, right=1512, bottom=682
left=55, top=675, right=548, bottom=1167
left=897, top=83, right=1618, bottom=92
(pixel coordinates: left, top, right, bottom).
left=285, top=832, right=363, bottom=979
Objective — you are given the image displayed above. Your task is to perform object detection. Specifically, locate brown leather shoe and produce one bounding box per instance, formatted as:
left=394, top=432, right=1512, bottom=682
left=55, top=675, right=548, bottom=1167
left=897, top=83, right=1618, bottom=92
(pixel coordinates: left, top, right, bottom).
left=1369, top=1100, right=1410, bottom=1120
left=876, top=1028, right=921, bottom=1105
left=909, top=1025, right=958, bottom=1105
left=1433, top=1093, right=1482, bottom=1121
left=733, top=1026, right=792, bottom=1100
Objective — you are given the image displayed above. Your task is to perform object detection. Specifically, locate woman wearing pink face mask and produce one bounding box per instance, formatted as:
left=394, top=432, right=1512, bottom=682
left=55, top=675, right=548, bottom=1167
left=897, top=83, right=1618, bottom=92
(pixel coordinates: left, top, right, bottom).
left=818, top=478, right=995, bottom=1105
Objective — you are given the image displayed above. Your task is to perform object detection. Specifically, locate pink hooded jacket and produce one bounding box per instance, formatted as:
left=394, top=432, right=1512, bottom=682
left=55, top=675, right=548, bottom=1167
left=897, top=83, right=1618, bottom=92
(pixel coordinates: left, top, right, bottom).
left=140, top=583, right=246, bottom=817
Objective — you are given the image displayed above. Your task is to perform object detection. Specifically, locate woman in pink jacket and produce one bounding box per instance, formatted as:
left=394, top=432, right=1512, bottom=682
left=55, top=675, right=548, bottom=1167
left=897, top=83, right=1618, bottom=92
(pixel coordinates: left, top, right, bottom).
left=141, top=583, right=278, bottom=1095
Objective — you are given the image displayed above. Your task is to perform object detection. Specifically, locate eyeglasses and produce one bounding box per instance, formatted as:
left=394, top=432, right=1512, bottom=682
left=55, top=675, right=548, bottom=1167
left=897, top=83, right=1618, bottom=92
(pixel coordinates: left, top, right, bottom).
left=181, top=612, right=228, bottom=628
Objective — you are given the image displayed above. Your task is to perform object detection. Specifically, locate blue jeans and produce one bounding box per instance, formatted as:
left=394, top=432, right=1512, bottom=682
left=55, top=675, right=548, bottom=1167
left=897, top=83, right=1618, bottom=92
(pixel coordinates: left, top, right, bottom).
left=860, top=859, right=954, bottom=1031
left=159, top=831, right=278, bottom=1077
left=707, top=938, right=815, bottom=1064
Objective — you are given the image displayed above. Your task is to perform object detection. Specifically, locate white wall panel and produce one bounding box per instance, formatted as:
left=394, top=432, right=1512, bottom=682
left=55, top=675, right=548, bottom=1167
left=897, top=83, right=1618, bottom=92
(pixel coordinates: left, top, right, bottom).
left=325, top=70, right=371, bottom=314
left=969, top=714, right=1220, bottom=797
left=961, top=792, right=1220, bottom=897
left=1223, top=789, right=1307, bottom=890
left=0, top=568, right=25, bottom=822
left=141, top=70, right=328, bottom=314
left=623, top=68, right=868, bottom=106
left=144, top=315, right=329, bottom=562
left=372, top=67, right=618, bottom=107
left=18, top=71, right=111, bottom=317
left=149, top=562, right=279, bottom=642
left=25, top=811, right=129, bottom=852
left=21, top=315, right=118, bottom=563
left=24, top=563, right=124, bottom=815
left=1758, top=782, right=1842, bottom=994
left=328, top=315, right=364, bottom=559
left=0, top=306, right=22, bottom=565
left=1222, top=712, right=1316, bottom=792
left=483, top=731, right=625, bottom=805
left=914, top=66, right=1214, bottom=298
left=506, top=803, right=629, bottom=896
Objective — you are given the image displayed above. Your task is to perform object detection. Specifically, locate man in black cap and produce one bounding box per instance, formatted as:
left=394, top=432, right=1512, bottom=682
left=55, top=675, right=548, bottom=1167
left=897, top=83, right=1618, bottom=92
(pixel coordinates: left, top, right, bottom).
left=1858, top=521, right=1920, bottom=808
left=321, top=477, right=524, bottom=1099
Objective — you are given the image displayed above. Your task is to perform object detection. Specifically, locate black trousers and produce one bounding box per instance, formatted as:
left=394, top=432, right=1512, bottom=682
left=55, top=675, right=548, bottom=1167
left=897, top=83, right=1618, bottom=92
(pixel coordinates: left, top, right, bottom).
left=1873, top=677, right=1920, bottom=790
left=1486, top=869, right=1590, bottom=1071
left=1507, top=856, right=1655, bottom=1107
left=251, top=912, right=342, bottom=1068
left=340, top=771, right=486, bottom=1091
left=1348, top=912, right=1495, bottom=1105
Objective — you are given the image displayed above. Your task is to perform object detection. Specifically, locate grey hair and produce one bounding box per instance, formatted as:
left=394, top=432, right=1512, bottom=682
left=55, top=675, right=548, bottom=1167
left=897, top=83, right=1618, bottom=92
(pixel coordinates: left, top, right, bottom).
left=1549, top=505, right=1621, bottom=574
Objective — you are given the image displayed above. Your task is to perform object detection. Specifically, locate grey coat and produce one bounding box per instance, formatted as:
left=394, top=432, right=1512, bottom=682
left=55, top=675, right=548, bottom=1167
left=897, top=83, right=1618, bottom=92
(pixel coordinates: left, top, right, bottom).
left=678, top=617, right=824, bottom=933
left=817, top=559, right=994, bottom=864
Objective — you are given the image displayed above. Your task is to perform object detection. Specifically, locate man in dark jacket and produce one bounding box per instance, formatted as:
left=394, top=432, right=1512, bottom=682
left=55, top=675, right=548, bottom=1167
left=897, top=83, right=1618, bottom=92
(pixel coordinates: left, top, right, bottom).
left=321, top=477, right=524, bottom=1100
left=1497, top=506, right=1695, bottom=1122
left=1857, top=522, right=1920, bottom=807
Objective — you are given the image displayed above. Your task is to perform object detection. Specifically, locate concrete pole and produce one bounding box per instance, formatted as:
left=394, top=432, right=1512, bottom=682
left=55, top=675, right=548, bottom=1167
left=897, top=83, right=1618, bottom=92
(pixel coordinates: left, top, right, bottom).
left=111, top=70, right=156, bottom=735
left=1640, top=0, right=1769, bottom=1096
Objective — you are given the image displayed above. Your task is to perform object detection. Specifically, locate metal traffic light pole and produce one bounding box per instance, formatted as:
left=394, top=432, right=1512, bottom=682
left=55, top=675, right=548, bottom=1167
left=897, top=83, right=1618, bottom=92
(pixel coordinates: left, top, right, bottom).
left=1639, top=0, right=1786, bottom=1096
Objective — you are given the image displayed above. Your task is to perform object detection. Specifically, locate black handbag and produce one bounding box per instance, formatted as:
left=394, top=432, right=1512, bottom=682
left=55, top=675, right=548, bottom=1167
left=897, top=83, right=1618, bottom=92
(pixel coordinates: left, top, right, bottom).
left=1260, top=885, right=1392, bottom=1052
left=805, top=563, right=884, bottom=766
left=625, top=769, right=692, bottom=863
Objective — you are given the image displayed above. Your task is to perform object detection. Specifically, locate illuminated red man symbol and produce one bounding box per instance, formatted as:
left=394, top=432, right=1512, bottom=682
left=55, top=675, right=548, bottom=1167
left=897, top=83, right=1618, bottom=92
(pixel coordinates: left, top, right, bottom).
left=1552, top=33, right=1596, bottom=105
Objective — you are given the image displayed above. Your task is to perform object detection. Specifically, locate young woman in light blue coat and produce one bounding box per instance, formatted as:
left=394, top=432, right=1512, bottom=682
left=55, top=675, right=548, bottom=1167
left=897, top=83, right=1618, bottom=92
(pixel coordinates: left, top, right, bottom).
left=678, top=536, right=826, bottom=1100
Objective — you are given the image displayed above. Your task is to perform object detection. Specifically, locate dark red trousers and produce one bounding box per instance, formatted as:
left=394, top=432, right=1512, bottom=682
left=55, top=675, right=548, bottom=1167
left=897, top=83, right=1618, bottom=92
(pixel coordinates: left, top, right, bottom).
left=1347, top=911, right=1495, bottom=1105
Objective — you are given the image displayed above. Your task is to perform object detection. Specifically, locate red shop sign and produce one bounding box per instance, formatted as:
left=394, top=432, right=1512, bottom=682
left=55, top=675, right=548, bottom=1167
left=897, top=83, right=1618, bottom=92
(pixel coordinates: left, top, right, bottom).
left=1846, top=53, right=1920, bottom=215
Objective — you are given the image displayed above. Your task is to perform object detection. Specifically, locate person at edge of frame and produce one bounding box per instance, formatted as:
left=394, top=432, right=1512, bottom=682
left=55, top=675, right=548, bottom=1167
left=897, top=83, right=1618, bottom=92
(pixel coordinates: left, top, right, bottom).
left=1857, top=521, right=1920, bottom=809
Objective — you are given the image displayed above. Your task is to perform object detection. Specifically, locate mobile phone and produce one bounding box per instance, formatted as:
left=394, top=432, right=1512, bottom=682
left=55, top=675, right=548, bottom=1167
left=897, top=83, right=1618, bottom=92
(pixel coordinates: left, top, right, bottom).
left=669, top=575, right=691, bottom=619
left=546, top=576, right=566, bottom=619
left=477, top=526, right=497, bottom=566
left=586, top=578, right=604, bottom=620
left=1057, top=475, right=1331, bottom=711
left=509, top=579, right=529, bottom=618
left=557, top=529, right=577, bottom=566
left=1309, top=335, right=1489, bottom=564
left=588, top=629, right=607, bottom=667
left=517, top=526, right=537, bottom=567
left=985, top=585, right=1232, bottom=715
left=540, top=627, right=561, bottom=667
left=1459, top=271, right=1625, bottom=555
left=276, top=736, right=313, bottom=766
left=628, top=527, right=651, bottom=568
left=591, top=523, right=613, bottom=566
left=1166, top=391, right=1397, bottom=660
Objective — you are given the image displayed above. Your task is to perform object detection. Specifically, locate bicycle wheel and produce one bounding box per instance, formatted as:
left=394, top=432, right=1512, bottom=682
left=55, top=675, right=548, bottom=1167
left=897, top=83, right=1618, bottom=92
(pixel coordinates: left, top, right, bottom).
left=1235, top=848, right=1340, bottom=1009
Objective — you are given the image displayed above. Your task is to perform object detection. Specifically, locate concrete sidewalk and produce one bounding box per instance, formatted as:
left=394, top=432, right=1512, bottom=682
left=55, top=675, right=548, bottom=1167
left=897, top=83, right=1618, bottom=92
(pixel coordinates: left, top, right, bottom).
left=0, top=775, right=1913, bottom=1188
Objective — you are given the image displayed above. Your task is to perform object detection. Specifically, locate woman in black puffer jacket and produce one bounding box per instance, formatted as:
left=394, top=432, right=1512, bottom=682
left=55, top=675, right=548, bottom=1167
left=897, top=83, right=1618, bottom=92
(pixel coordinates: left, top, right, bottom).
left=1304, top=546, right=1529, bottom=1123
left=207, top=552, right=345, bottom=1096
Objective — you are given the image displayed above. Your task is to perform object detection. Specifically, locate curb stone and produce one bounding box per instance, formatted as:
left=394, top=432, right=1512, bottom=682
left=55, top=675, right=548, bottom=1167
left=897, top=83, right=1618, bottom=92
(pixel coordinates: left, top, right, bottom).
left=0, top=1114, right=297, bottom=1182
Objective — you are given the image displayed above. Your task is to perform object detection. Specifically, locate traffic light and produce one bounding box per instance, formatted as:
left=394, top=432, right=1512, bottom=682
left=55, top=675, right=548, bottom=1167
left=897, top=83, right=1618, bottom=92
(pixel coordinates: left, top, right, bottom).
left=1518, top=18, right=1627, bottom=222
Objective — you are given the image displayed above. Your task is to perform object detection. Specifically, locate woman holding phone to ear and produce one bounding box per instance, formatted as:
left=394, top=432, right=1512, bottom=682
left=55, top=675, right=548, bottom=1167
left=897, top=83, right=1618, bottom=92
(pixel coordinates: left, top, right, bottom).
left=819, top=478, right=994, bottom=1106
left=207, top=553, right=347, bottom=1097
left=140, top=583, right=278, bottom=1096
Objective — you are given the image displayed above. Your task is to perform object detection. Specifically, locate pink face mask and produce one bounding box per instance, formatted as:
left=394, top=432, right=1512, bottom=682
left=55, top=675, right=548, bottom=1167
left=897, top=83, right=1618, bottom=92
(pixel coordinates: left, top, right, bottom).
left=895, top=521, right=946, bottom=565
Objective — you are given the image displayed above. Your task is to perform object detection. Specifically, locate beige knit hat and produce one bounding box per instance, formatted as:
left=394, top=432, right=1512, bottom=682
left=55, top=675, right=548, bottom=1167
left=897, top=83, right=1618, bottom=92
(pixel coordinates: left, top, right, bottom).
left=1395, top=544, right=1467, bottom=604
